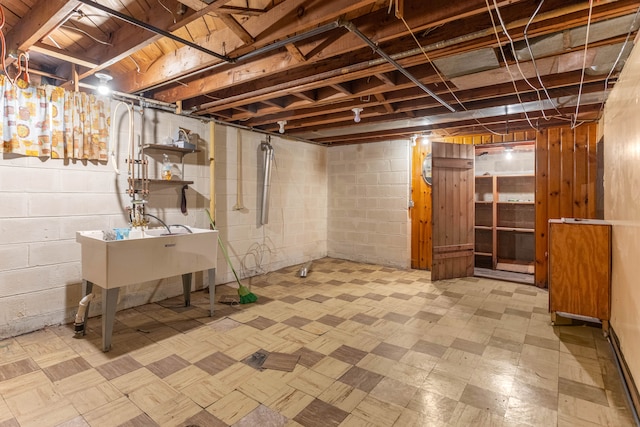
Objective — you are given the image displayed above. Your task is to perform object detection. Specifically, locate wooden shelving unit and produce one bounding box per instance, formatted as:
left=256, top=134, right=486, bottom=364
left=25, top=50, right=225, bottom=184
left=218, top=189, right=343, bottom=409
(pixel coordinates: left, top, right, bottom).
left=474, top=174, right=535, bottom=274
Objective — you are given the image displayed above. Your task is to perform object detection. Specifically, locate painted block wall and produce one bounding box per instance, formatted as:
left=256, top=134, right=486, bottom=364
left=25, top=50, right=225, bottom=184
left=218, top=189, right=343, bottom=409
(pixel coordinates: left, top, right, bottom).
left=212, top=125, right=328, bottom=285
left=603, top=41, right=640, bottom=391
left=327, top=140, right=411, bottom=268
left=0, top=101, right=328, bottom=339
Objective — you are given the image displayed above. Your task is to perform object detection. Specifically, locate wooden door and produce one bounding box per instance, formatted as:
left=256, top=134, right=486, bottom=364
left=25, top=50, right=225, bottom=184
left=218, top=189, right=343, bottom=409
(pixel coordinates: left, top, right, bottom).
left=410, top=142, right=432, bottom=270
left=431, top=142, right=475, bottom=280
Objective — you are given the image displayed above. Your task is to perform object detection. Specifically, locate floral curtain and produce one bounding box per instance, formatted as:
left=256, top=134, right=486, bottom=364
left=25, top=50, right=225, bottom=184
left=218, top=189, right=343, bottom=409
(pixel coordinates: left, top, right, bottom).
left=0, top=75, right=110, bottom=160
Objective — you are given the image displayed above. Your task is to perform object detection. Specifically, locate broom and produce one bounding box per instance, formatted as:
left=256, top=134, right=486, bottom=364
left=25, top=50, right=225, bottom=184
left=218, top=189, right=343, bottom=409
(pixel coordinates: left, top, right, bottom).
left=205, top=209, right=258, bottom=304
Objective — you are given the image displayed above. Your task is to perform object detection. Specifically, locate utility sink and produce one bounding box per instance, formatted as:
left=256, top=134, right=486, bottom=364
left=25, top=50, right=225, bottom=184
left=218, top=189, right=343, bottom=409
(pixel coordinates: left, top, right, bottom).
left=76, top=227, right=218, bottom=289
left=75, top=227, right=218, bottom=351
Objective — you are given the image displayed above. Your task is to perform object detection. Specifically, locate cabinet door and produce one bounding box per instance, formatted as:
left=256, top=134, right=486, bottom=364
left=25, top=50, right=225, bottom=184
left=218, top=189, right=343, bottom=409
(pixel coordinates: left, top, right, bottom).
left=549, top=222, right=611, bottom=320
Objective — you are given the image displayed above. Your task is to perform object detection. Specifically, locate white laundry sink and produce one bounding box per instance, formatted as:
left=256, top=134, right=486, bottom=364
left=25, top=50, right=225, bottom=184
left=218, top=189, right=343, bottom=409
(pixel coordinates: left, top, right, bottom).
left=76, top=227, right=218, bottom=289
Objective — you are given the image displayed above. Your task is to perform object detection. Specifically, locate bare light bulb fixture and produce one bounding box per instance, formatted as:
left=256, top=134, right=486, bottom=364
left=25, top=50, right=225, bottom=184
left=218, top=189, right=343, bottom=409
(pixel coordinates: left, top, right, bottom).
left=504, top=147, right=514, bottom=160
left=95, top=71, right=113, bottom=96
left=411, top=135, right=417, bottom=147
left=277, top=120, right=287, bottom=134
left=421, top=135, right=430, bottom=145
left=352, top=107, right=363, bottom=123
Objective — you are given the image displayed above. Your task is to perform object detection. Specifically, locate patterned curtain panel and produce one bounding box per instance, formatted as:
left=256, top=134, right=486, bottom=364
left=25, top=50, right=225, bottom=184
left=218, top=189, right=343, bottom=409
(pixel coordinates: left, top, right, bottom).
left=0, top=76, right=110, bottom=160
left=0, top=77, right=50, bottom=157
left=63, top=91, right=110, bottom=161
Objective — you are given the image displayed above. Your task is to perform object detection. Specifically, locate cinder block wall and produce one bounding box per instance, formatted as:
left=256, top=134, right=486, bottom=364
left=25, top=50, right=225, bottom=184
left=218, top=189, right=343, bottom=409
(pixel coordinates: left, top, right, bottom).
left=0, top=102, right=329, bottom=339
left=327, top=140, right=411, bottom=268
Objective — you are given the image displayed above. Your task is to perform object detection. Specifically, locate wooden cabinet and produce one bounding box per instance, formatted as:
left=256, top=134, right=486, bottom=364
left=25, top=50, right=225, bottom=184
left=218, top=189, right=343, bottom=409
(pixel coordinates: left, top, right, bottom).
left=549, top=219, right=611, bottom=331
left=474, top=174, right=535, bottom=273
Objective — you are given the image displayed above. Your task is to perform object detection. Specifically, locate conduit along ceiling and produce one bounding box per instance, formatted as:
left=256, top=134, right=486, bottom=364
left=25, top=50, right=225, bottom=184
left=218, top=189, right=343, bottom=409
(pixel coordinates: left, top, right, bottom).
left=4, top=0, right=640, bottom=145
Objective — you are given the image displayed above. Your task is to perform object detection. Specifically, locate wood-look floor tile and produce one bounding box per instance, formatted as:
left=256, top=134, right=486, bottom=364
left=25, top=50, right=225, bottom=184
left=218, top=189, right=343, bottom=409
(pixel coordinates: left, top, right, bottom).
left=264, top=386, right=315, bottom=419
left=350, top=313, right=378, bottom=326
left=0, top=358, right=39, bottom=382
left=351, top=394, right=403, bottom=426
left=0, top=371, right=51, bottom=399
left=559, top=377, right=609, bottom=407
left=95, top=355, right=143, bottom=381
left=336, top=294, right=359, bottom=302
left=287, top=369, right=334, bottom=397
left=146, top=394, right=201, bottom=426
left=307, top=294, right=331, bottom=303
left=207, top=390, right=260, bottom=425
left=474, top=308, right=503, bottom=320
left=316, top=314, right=345, bottom=327
left=411, top=339, right=447, bottom=358
left=459, top=383, right=509, bottom=416
left=450, top=338, right=486, bottom=356
left=55, top=415, right=91, bottom=427
left=118, top=413, right=159, bottom=427
left=179, top=410, right=227, bottom=427
left=194, top=351, right=236, bottom=375
left=317, top=381, right=367, bottom=413
left=338, top=366, right=383, bottom=393
left=369, top=376, right=417, bottom=407
left=329, top=345, right=368, bottom=365
left=246, top=316, right=278, bottom=330
left=370, top=342, right=408, bottom=361
left=282, top=316, right=313, bottom=328
left=292, top=347, right=324, bottom=368
left=524, top=334, right=559, bottom=351
left=145, top=354, right=190, bottom=379
left=382, top=312, right=411, bottom=324
left=280, top=295, right=303, bottom=304
left=293, top=398, right=349, bottom=427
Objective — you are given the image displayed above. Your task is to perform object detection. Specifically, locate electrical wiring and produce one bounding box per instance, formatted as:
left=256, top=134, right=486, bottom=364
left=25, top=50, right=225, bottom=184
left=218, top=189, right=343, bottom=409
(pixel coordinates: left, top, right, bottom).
left=485, top=0, right=537, bottom=130
left=597, top=5, right=640, bottom=118
left=397, top=15, right=509, bottom=136
left=129, top=56, right=141, bottom=73
left=60, top=24, right=113, bottom=45
left=572, top=0, right=594, bottom=129
left=158, top=0, right=176, bottom=24
left=492, top=0, right=553, bottom=122
left=523, top=0, right=564, bottom=119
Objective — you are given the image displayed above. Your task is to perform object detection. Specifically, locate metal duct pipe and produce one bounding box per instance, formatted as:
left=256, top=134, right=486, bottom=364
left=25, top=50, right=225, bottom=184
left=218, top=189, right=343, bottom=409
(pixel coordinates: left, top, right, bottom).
left=260, top=137, right=274, bottom=225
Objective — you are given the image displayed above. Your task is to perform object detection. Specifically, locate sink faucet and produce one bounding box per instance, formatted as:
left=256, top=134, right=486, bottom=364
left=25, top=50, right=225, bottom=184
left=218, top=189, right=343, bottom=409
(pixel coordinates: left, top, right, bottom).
left=143, top=213, right=172, bottom=234
left=169, top=224, right=193, bottom=233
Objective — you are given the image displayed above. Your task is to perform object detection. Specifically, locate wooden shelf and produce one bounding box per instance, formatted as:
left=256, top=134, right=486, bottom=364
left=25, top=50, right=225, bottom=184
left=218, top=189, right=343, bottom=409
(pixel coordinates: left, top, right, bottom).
left=147, top=179, right=194, bottom=185
left=496, top=227, right=534, bottom=233
left=474, top=168, right=535, bottom=275
left=143, top=144, right=201, bottom=154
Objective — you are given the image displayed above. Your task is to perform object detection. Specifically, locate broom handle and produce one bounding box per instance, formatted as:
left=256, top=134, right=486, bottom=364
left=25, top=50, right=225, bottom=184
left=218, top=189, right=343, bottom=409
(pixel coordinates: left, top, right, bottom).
left=205, top=209, right=242, bottom=286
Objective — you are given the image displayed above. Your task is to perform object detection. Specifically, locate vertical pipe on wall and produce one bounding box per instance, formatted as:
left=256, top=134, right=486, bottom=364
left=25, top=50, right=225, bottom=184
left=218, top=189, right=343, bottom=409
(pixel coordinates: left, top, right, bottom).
left=260, top=137, right=274, bottom=225
left=214, top=121, right=216, bottom=223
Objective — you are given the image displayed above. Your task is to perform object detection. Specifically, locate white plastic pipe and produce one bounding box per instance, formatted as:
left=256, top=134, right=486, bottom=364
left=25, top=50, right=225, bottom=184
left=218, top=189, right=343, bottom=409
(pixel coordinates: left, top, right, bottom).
left=74, top=293, right=94, bottom=326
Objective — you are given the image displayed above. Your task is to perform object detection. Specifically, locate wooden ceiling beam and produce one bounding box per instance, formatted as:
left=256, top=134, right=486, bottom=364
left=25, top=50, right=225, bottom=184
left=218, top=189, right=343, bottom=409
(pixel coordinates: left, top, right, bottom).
left=30, top=42, right=100, bottom=68
left=5, top=0, right=81, bottom=53
left=217, top=13, right=255, bottom=45
left=285, top=43, right=307, bottom=62
left=156, top=0, right=614, bottom=104
left=118, top=0, right=379, bottom=93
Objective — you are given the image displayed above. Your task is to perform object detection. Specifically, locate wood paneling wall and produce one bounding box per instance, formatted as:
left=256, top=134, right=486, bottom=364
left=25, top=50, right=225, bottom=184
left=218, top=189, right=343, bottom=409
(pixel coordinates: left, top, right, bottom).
left=410, top=131, right=534, bottom=270
left=410, top=125, right=597, bottom=283
left=535, top=124, right=599, bottom=288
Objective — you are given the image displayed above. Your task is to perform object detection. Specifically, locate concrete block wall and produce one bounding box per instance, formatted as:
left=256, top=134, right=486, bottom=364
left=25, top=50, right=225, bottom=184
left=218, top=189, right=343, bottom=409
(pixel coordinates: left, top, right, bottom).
left=327, top=140, right=411, bottom=268
left=0, top=101, right=329, bottom=339
left=212, top=126, right=328, bottom=285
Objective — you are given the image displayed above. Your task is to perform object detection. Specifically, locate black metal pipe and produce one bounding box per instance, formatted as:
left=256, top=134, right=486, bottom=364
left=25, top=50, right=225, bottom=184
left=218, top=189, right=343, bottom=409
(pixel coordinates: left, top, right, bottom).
left=341, top=21, right=456, bottom=113
left=141, top=20, right=344, bottom=93
left=77, top=0, right=231, bottom=62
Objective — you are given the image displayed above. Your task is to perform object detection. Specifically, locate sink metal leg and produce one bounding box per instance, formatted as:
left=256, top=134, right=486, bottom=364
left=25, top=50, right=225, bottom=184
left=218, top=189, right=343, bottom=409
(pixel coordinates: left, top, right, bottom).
left=182, top=273, right=192, bottom=307
left=82, top=280, right=93, bottom=336
left=208, top=268, right=216, bottom=316
left=102, top=288, right=119, bottom=352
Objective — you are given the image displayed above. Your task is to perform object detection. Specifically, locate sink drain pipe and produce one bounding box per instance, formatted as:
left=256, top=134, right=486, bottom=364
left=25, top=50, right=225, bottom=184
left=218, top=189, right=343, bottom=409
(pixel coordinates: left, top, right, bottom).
left=260, top=137, right=274, bottom=225
left=73, top=293, right=94, bottom=334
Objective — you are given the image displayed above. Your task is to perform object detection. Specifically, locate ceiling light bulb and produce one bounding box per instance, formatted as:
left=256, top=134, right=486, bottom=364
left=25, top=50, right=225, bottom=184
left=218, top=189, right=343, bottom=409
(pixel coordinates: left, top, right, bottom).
left=505, top=147, right=513, bottom=159
left=422, top=135, right=430, bottom=145
left=352, top=107, right=363, bottom=123
left=277, top=120, right=287, bottom=134
left=411, top=135, right=417, bottom=146
left=95, top=71, right=113, bottom=96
